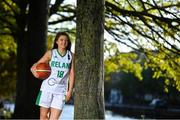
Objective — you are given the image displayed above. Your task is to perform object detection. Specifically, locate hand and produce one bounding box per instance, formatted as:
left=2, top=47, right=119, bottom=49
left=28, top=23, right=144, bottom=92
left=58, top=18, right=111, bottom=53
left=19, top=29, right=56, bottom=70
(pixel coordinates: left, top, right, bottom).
left=30, top=63, right=39, bottom=78
left=65, top=91, right=72, bottom=103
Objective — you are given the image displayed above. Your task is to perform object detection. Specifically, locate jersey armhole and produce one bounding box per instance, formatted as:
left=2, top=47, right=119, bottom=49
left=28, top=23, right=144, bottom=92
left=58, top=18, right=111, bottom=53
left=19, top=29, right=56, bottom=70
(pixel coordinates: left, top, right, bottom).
left=50, top=49, right=54, bottom=61
left=69, top=51, right=74, bottom=61
left=68, top=50, right=73, bottom=69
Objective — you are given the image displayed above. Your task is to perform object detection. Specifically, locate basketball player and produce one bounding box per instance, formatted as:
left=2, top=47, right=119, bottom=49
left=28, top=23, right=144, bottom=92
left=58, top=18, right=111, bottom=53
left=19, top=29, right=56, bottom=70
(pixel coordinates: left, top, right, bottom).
left=31, top=32, right=75, bottom=120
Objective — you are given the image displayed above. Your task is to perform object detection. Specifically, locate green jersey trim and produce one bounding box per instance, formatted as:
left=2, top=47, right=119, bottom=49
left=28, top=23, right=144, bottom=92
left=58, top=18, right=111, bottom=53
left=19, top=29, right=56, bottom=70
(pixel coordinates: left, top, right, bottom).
left=56, top=49, right=67, bottom=57
left=36, top=90, right=42, bottom=105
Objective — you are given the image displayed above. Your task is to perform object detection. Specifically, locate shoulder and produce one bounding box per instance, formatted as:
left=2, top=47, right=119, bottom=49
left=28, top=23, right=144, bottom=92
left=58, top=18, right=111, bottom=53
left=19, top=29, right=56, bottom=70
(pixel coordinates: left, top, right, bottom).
left=50, top=48, right=57, bottom=52
left=70, top=51, right=75, bottom=61
left=68, top=50, right=74, bottom=58
left=68, top=50, right=73, bottom=55
left=48, top=49, right=57, bottom=55
left=46, top=50, right=52, bottom=55
left=44, top=50, right=53, bottom=59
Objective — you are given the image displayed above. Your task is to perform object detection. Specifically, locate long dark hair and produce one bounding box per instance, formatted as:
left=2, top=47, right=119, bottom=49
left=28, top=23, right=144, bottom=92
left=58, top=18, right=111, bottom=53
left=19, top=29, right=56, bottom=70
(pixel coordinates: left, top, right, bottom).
left=52, top=32, right=71, bottom=51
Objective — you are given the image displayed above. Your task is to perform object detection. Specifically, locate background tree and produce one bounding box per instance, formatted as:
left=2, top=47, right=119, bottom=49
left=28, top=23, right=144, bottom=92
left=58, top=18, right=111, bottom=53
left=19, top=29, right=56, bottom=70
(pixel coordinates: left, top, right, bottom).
left=74, top=0, right=105, bottom=119
left=0, top=0, right=76, bottom=118
left=0, top=0, right=179, bottom=118
left=0, top=36, right=16, bottom=98
left=105, top=0, right=180, bottom=91
left=48, top=0, right=179, bottom=92
left=104, top=43, right=180, bottom=107
left=13, top=0, right=49, bottom=118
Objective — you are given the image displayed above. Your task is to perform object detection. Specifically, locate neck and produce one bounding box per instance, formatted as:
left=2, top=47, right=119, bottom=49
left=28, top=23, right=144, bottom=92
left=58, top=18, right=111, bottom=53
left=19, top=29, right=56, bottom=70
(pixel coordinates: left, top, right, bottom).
left=58, top=48, right=66, bottom=55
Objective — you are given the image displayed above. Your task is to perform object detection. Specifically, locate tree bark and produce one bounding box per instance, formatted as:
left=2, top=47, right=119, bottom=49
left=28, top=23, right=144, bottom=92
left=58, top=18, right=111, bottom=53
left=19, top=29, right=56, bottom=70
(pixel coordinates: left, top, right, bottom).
left=74, top=0, right=105, bottom=119
left=13, top=0, right=49, bottom=118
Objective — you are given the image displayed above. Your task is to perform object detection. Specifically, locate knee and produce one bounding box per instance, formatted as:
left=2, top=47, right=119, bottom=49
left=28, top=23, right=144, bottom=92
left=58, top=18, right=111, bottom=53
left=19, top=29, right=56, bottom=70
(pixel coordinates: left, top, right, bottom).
left=40, top=112, right=48, bottom=120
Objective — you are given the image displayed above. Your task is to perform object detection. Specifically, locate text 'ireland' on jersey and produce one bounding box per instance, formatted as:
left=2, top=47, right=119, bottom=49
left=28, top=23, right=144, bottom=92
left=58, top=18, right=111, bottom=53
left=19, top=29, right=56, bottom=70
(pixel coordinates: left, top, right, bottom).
left=40, top=49, right=72, bottom=94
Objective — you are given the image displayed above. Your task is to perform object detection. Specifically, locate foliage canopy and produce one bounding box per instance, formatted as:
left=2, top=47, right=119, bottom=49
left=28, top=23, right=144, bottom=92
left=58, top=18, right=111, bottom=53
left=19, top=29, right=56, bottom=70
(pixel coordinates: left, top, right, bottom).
left=0, top=0, right=180, bottom=98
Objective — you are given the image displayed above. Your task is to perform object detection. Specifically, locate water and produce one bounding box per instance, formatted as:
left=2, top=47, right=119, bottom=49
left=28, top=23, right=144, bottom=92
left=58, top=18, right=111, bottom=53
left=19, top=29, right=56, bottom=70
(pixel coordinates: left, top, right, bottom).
left=60, top=105, right=135, bottom=120
left=3, top=103, right=134, bottom=120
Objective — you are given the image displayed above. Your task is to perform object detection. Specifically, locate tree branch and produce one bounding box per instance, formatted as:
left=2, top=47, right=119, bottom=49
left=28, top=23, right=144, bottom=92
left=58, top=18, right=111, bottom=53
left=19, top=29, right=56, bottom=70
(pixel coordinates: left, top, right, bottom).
left=49, top=0, right=64, bottom=17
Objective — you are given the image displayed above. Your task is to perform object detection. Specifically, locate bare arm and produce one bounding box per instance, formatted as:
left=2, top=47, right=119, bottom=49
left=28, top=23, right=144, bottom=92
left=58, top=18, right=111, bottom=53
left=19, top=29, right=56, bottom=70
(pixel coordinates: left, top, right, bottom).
left=69, top=53, right=75, bottom=93
left=35, top=50, right=51, bottom=64
left=66, top=53, right=75, bottom=102
left=30, top=50, right=51, bottom=78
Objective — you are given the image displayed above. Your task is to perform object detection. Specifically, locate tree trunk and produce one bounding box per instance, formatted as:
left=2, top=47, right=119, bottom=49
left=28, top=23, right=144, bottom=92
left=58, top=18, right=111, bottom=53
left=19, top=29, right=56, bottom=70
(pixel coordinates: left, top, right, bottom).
left=74, top=0, right=105, bottom=119
left=13, top=0, right=49, bottom=118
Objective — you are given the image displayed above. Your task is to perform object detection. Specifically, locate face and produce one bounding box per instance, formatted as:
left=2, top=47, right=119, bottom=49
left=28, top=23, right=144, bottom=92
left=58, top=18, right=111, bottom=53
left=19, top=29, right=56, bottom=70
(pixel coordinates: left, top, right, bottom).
left=56, top=35, right=68, bottom=50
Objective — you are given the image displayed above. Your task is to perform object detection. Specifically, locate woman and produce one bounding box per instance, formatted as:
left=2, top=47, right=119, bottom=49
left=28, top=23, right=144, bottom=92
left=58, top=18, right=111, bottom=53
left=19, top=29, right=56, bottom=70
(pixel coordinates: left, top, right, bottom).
left=31, top=32, right=75, bottom=120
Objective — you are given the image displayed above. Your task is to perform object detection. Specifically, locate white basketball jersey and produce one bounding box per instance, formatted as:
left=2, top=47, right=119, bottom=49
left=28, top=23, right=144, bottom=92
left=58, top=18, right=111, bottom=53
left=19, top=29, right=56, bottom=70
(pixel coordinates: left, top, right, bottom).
left=40, top=49, right=72, bottom=95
